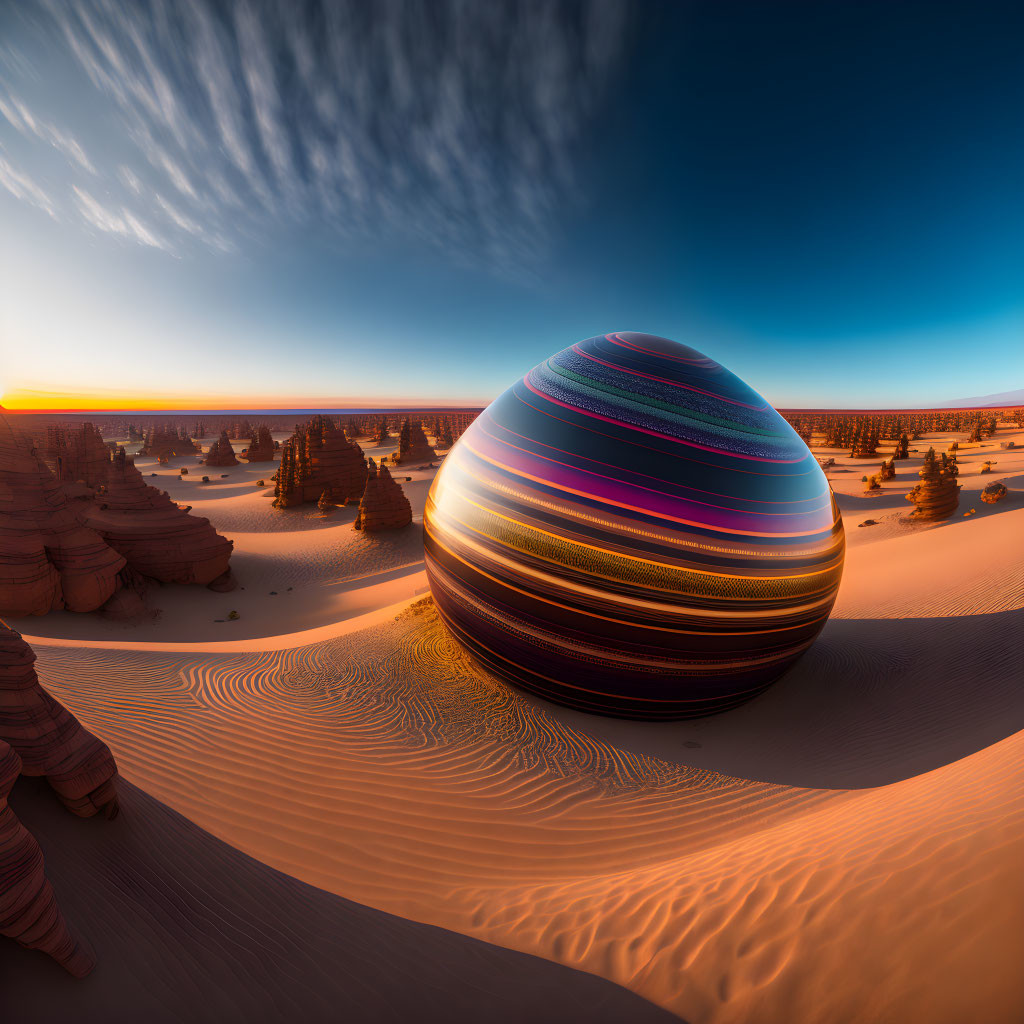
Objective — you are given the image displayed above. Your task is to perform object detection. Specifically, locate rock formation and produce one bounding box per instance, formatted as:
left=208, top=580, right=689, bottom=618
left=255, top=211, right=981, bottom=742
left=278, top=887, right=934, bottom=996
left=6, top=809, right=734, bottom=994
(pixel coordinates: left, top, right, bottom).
left=353, top=459, right=412, bottom=532
left=893, top=433, right=909, bottom=460
left=242, top=425, right=275, bottom=463
left=205, top=431, right=239, bottom=467
left=83, top=448, right=235, bottom=588
left=0, top=623, right=119, bottom=975
left=849, top=425, right=879, bottom=459
left=435, top=418, right=455, bottom=450
left=878, top=457, right=896, bottom=481
left=0, top=413, right=125, bottom=617
left=44, top=423, right=112, bottom=488
left=99, top=565, right=151, bottom=620
left=1, top=739, right=99, bottom=976
left=273, top=417, right=366, bottom=508
left=226, top=420, right=254, bottom=440
left=392, top=418, right=436, bottom=466
left=980, top=480, right=1007, bottom=504
left=139, top=427, right=200, bottom=461
left=905, top=447, right=961, bottom=521
left=0, top=623, right=119, bottom=817
left=373, top=418, right=390, bottom=446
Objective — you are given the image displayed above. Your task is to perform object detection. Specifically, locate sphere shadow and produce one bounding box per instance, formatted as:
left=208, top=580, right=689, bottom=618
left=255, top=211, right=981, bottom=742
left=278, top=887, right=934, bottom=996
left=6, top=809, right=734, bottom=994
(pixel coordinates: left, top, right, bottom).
left=516, top=608, right=1024, bottom=790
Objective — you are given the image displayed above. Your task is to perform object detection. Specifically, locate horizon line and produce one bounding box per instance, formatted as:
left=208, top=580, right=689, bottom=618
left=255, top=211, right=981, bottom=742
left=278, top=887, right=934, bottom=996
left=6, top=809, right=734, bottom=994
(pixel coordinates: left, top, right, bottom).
left=2, top=405, right=487, bottom=416
left=4, top=401, right=1021, bottom=417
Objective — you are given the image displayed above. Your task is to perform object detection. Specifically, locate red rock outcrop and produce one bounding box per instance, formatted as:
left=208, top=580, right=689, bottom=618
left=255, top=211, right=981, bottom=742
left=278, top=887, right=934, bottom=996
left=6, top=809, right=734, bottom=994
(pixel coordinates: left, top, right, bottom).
left=82, top=448, right=234, bottom=587
left=0, top=622, right=119, bottom=975
left=242, top=425, right=275, bottom=463
left=392, top=418, right=436, bottom=466
left=1, top=741, right=93, bottom=975
left=44, top=423, right=112, bottom=488
left=353, top=459, right=412, bottom=532
left=0, top=623, right=119, bottom=816
left=205, top=431, right=239, bottom=467
left=100, top=566, right=151, bottom=620
left=273, top=417, right=366, bottom=508
left=0, top=412, right=125, bottom=617
left=905, top=447, right=961, bottom=521
left=435, top=418, right=455, bottom=450
left=139, top=427, right=200, bottom=461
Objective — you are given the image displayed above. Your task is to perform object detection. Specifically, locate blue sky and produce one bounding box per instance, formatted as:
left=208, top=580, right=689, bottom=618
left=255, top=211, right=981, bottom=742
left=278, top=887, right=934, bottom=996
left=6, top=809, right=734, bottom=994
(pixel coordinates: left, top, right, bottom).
left=1, top=0, right=1022, bottom=409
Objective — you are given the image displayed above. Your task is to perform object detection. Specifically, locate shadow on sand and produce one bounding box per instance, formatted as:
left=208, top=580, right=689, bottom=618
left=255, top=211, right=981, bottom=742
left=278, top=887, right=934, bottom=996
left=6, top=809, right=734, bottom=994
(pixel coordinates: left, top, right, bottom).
left=2, top=778, right=682, bottom=1024
left=522, top=608, right=1024, bottom=791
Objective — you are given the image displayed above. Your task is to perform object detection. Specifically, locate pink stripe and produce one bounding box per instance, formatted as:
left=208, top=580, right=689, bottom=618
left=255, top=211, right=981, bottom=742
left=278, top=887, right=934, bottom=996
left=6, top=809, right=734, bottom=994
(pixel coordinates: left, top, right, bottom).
left=486, top=414, right=824, bottom=505
left=465, top=433, right=832, bottom=535
left=607, top=332, right=716, bottom=365
left=523, top=373, right=804, bottom=464
left=569, top=344, right=767, bottom=411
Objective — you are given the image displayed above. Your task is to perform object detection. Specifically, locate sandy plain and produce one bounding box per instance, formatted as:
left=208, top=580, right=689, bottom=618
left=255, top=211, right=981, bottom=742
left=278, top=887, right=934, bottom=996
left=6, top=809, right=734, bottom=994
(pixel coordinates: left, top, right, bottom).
left=4, top=423, right=1023, bottom=1022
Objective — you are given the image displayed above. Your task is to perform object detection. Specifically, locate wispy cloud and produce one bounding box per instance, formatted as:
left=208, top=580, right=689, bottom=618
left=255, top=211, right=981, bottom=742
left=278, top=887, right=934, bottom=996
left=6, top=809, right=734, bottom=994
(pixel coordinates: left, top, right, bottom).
left=73, top=184, right=170, bottom=251
left=2, top=0, right=632, bottom=272
left=0, top=92, right=95, bottom=171
left=0, top=152, right=57, bottom=217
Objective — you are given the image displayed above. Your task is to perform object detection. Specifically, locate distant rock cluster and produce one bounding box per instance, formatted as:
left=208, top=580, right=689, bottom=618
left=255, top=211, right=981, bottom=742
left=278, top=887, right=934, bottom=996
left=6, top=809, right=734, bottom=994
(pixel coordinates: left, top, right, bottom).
left=391, top=418, right=436, bottom=466
left=138, top=426, right=201, bottom=462
left=0, top=415, right=234, bottom=618
left=273, top=415, right=367, bottom=508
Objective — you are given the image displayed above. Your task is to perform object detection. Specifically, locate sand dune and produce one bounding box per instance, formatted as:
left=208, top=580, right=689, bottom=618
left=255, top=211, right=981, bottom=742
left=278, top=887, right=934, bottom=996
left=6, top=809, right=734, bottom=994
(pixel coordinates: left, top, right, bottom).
left=2, top=777, right=676, bottom=1024
left=7, top=425, right=1023, bottom=1022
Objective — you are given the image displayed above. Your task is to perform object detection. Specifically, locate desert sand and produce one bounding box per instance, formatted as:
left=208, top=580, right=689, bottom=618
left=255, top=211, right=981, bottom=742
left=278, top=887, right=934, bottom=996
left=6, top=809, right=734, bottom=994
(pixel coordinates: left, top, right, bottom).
left=4, top=422, right=1023, bottom=1022
left=2, top=777, right=675, bottom=1024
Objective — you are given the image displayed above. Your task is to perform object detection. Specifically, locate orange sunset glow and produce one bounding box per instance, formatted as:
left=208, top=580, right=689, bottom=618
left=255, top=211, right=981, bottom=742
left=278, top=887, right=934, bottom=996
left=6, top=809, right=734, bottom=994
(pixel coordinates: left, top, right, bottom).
left=0, top=387, right=484, bottom=413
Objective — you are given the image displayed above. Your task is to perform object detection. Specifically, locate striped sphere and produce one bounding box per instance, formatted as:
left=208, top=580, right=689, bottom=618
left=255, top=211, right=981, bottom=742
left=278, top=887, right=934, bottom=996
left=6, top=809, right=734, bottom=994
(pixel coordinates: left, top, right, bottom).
left=424, top=332, right=845, bottom=720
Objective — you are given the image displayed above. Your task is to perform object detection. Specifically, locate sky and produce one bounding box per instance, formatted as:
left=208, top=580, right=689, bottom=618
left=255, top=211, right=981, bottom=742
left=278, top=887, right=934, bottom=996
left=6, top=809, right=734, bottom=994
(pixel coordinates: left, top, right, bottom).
left=1, top=0, right=1022, bottom=411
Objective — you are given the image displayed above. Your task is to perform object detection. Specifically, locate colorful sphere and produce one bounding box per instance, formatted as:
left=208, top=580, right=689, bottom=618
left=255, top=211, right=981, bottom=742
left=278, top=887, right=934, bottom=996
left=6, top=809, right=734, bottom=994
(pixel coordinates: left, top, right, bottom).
left=424, top=332, right=844, bottom=719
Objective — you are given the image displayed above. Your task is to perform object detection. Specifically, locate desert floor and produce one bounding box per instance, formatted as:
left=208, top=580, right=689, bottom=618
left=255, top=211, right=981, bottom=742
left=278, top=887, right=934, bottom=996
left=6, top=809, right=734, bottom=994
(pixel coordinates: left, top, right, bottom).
left=4, top=426, right=1023, bottom=1023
